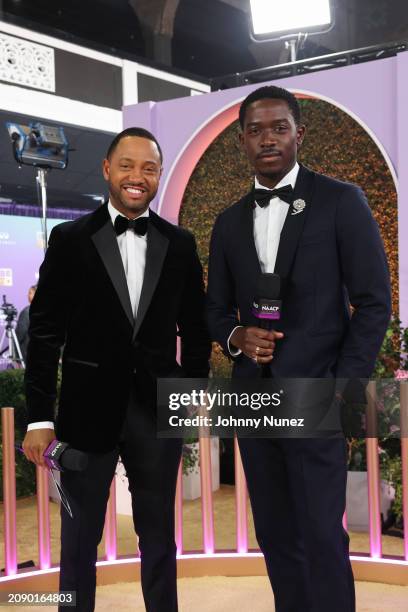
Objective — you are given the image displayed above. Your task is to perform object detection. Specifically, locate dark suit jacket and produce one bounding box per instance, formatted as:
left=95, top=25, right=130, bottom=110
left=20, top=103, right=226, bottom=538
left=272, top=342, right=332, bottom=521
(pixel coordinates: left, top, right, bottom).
left=207, top=164, right=391, bottom=380
left=16, top=304, right=30, bottom=361
left=25, top=204, right=211, bottom=452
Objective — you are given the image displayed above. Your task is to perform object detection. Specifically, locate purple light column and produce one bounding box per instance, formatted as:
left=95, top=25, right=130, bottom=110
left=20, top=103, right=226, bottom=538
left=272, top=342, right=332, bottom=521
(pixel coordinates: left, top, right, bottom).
left=1, top=408, right=17, bottom=575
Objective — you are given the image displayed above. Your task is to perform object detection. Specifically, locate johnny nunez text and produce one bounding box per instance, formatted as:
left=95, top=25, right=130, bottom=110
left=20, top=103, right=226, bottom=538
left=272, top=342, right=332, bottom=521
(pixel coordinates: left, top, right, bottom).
left=168, top=415, right=305, bottom=428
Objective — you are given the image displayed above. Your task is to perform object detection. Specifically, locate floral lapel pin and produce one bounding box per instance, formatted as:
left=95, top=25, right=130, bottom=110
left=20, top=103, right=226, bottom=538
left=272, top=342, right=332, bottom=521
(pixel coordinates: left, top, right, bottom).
left=291, top=198, right=306, bottom=216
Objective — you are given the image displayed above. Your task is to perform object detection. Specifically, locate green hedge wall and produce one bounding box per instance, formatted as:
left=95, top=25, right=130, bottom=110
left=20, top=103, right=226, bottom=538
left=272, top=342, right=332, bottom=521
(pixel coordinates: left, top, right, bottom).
left=179, top=98, right=398, bottom=376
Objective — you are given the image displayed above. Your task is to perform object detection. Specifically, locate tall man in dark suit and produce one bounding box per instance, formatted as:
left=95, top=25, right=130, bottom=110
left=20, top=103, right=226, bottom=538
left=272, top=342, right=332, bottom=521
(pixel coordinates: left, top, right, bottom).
left=23, top=127, right=211, bottom=612
left=207, top=86, right=391, bottom=612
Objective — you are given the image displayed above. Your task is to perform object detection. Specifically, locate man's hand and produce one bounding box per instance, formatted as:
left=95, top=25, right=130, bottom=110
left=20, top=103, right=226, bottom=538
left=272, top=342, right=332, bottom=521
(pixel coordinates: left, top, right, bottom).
left=22, top=429, right=56, bottom=468
left=230, top=326, right=284, bottom=363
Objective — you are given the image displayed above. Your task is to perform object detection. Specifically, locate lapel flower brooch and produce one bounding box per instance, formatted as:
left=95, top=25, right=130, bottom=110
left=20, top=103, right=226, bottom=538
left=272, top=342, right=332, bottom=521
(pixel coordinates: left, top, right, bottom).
left=291, top=199, right=306, bottom=216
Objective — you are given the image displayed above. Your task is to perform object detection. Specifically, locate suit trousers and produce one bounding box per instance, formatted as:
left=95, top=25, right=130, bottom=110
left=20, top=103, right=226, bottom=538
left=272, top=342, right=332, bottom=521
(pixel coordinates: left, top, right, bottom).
left=238, top=436, right=355, bottom=612
left=58, top=381, right=182, bottom=612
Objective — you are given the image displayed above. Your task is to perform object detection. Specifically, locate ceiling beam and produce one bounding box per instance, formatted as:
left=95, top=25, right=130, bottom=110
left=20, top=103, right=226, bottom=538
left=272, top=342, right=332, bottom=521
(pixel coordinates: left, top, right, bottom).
left=129, top=0, right=180, bottom=66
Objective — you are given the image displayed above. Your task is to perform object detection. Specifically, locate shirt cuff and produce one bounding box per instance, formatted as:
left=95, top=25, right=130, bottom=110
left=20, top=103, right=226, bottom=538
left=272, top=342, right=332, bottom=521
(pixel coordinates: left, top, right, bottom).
left=227, top=326, right=243, bottom=356
left=27, top=421, right=55, bottom=431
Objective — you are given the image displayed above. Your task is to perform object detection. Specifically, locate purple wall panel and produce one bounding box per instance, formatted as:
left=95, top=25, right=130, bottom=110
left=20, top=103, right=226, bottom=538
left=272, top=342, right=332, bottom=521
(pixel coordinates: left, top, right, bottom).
left=0, top=215, right=64, bottom=317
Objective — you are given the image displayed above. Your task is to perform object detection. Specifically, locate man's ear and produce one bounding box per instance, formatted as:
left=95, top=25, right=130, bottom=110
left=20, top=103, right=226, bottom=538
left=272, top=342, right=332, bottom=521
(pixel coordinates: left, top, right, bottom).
left=102, top=158, right=110, bottom=181
left=296, top=124, right=306, bottom=147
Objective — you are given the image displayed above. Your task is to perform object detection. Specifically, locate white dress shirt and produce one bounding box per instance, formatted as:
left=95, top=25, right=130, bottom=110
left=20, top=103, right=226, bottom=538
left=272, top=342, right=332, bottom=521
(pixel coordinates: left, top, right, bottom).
left=107, top=200, right=148, bottom=318
left=228, top=163, right=299, bottom=355
left=28, top=200, right=149, bottom=431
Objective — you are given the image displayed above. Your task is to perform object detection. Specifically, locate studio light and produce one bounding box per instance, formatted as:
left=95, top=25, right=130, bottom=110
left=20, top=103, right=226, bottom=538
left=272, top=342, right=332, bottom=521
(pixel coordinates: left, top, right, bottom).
left=250, top=0, right=332, bottom=38
left=5, top=121, right=69, bottom=253
left=6, top=122, right=68, bottom=170
left=250, top=0, right=333, bottom=57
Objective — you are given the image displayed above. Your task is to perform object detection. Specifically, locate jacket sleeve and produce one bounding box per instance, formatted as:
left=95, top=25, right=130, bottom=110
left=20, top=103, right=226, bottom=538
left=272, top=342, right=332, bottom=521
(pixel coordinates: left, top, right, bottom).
left=206, top=213, right=240, bottom=354
left=177, top=233, right=211, bottom=378
left=25, top=224, right=71, bottom=424
left=335, top=184, right=391, bottom=379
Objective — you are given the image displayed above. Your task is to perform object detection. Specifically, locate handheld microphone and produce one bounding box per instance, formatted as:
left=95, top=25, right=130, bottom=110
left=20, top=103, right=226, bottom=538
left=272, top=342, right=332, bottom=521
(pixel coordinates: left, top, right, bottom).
left=43, top=440, right=88, bottom=472
left=16, top=440, right=87, bottom=519
left=252, top=273, right=282, bottom=330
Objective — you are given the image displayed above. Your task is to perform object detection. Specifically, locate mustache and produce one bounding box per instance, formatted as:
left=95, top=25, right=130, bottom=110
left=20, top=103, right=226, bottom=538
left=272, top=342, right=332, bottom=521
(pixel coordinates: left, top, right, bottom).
left=257, top=149, right=281, bottom=159
left=121, top=182, right=148, bottom=190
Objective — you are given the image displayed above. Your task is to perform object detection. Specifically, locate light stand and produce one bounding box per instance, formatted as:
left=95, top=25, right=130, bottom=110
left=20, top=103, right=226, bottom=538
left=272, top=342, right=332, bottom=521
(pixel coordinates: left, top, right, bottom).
left=35, top=167, right=49, bottom=255
left=0, top=297, right=25, bottom=369
left=0, top=320, right=25, bottom=368
left=283, top=33, right=308, bottom=63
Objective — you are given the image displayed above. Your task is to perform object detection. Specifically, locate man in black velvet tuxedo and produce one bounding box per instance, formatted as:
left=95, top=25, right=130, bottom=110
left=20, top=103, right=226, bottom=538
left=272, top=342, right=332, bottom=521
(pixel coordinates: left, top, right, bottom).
left=207, top=87, right=391, bottom=612
left=23, top=127, right=210, bottom=612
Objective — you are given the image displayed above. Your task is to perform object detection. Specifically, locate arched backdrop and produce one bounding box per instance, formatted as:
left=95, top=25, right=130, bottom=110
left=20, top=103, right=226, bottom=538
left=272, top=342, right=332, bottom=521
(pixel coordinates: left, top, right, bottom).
left=123, top=53, right=408, bottom=324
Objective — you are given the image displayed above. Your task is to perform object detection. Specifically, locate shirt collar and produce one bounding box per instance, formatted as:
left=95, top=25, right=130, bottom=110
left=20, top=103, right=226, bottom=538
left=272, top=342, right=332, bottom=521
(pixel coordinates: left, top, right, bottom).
left=254, top=161, right=299, bottom=191
left=107, top=199, right=150, bottom=224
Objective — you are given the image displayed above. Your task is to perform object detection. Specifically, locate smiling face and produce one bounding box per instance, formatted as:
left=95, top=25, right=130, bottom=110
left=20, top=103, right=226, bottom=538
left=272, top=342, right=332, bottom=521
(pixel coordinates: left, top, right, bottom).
left=102, top=135, right=162, bottom=218
left=240, top=98, right=305, bottom=189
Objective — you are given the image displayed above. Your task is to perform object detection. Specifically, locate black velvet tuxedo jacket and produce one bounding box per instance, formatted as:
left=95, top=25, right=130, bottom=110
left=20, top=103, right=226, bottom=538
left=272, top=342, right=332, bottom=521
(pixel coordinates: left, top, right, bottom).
left=207, top=164, right=391, bottom=380
left=25, top=204, right=210, bottom=452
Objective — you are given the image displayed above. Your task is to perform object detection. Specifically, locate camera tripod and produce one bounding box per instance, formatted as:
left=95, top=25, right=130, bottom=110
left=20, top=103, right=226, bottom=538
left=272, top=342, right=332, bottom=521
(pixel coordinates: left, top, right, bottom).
left=0, top=320, right=25, bottom=368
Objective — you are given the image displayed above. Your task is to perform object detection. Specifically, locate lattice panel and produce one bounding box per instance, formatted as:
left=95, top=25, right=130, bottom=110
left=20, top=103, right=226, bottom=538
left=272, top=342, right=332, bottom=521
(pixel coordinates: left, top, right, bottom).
left=0, top=32, right=55, bottom=92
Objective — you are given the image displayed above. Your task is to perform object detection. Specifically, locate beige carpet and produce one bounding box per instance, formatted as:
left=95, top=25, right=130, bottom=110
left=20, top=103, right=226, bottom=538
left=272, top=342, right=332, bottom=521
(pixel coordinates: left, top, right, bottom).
left=99, top=578, right=408, bottom=612
left=3, top=578, right=408, bottom=611
left=0, top=486, right=407, bottom=611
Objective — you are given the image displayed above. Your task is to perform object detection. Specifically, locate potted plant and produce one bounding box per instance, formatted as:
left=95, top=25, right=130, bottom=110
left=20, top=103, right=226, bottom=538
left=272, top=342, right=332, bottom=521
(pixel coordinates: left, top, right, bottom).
left=346, top=317, right=408, bottom=532
left=182, top=436, right=220, bottom=501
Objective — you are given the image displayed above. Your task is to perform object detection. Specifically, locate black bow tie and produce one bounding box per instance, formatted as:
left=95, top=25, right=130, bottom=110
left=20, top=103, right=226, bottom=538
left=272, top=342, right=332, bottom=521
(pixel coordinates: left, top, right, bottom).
left=114, top=215, right=148, bottom=236
left=253, top=185, right=294, bottom=208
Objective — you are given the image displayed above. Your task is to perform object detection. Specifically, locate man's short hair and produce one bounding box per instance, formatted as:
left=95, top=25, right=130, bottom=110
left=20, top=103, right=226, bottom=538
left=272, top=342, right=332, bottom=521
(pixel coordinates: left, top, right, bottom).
left=239, top=86, right=301, bottom=128
left=106, top=127, right=163, bottom=164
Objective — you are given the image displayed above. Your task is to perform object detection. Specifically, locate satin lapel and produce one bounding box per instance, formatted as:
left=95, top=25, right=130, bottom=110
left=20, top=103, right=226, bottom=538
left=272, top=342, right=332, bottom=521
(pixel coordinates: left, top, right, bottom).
left=239, top=192, right=263, bottom=277
left=273, top=165, right=315, bottom=281
left=132, top=220, right=169, bottom=341
left=91, top=219, right=134, bottom=327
